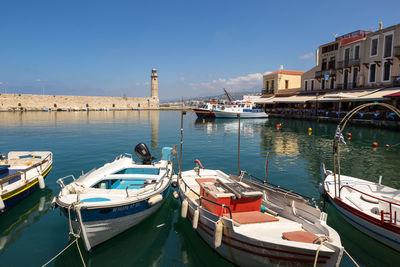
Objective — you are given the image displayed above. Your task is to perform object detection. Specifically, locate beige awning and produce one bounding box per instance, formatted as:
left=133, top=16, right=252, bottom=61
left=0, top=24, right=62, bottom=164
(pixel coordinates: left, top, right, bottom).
left=255, top=96, right=276, bottom=104
left=356, top=88, right=400, bottom=101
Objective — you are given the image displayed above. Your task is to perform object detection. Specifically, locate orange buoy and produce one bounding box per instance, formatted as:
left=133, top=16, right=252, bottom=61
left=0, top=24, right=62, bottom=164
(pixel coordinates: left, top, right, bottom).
left=372, top=142, right=378, bottom=147
left=386, top=144, right=390, bottom=148
left=276, top=124, right=280, bottom=130
left=347, top=133, right=352, bottom=137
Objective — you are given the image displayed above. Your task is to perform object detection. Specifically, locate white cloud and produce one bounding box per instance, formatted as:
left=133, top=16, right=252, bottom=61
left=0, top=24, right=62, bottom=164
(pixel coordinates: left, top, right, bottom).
left=189, top=72, right=268, bottom=95
left=299, top=52, right=314, bottom=60
left=135, top=82, right=140, bottom=86
left=179, top=77, right=185, bottom=82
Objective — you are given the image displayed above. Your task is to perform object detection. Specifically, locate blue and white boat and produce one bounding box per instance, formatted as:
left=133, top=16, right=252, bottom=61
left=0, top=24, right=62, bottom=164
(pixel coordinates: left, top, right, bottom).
left=1, top=151, right=53, bottom=214
left=54, top=143, right=174, bottom=252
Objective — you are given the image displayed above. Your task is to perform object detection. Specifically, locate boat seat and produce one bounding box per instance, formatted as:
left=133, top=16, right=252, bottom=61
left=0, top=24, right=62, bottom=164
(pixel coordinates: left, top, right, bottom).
left=223, top=211, right=278, bottom=224
left=282, top=231, right=318, bottom=244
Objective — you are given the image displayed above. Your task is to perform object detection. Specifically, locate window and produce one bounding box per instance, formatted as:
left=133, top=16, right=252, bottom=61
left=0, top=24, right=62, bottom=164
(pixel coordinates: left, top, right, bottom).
left=383, top=33, right=393, bottom=58
left=344, top=48, right=350, bottom=65
left=329, top=57, right=336, bottom=69
left=266, top=81, right=269, bottom=90
left=321, top=79, right=325, bottom=90
left=285, top=80, right=289, bottom=89
left=271, top=80, right=275, bottom=91
left=304, top=80, right=308, bottom=91
left=321, top=59, right=327, bottom=70
left=382, top=61, right=391, bottom=82
left=354, top=45, right=360, bottom=60
left=370, top=37, right=378, bottom=56
left=369, top=63, right=377, bottom=83
left=311, top=80, right=314, bottom=91
left=330, top=78, right=335, bottom=89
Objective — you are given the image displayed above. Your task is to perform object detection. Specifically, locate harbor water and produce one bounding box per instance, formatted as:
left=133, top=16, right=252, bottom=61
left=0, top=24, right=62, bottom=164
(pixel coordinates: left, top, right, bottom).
left=0, top=110, right=399, bottom=267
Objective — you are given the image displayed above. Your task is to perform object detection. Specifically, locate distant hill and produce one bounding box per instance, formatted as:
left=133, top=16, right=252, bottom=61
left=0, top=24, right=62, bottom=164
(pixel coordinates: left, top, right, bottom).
left=160, top=89, right=262, bottom=103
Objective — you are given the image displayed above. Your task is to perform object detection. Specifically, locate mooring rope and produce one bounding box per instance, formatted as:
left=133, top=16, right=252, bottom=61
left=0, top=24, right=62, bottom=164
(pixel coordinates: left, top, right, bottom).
left=312, top=236, right=359, bottom=267
left=42, top=203, right=86, bottom=267
left=343, top=248, right=360, bottom=267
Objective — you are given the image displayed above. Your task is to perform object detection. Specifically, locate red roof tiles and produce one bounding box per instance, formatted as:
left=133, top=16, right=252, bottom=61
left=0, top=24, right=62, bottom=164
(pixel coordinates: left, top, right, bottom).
left=264, top=70, right=305, bottom=76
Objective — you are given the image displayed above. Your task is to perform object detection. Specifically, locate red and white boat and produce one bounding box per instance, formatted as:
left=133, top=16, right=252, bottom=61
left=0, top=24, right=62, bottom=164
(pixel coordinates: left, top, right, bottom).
left=192, top=103, right=216, bottom=118
left=178, top=164, right=343, bottom=266
left=321, top=165, right=400, bottom=251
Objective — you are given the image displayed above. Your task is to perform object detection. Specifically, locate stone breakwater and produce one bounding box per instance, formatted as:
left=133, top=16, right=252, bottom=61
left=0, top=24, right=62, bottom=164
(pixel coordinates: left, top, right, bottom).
left=0, top=94, right=159, bottom=111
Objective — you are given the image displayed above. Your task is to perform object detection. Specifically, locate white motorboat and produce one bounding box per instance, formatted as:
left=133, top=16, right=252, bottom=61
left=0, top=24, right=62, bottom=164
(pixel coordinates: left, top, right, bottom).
left=178, top=162, right=343, bottom=266
left=54, top=143, right=174, bottom=252
left=213, top=101, right=268, bottom=118
left=0, top=151, right=53, bottom=213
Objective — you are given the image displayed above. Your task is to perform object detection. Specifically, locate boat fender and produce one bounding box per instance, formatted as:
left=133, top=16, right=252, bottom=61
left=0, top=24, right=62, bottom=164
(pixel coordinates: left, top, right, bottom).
left=173, top=191, right=179, bottom=199
left=192, top=208, right=200, bottom=229
left=214, top=219, right=223, bottom=248
left=0, top=197, right=4, bottom=211
left=148, top=194, right=163, bottom=205
left=38, top=175, right=45, bottom=189
left=181, top=199, right=188, bottom=218
left=171, top=181, right=178, bottom=188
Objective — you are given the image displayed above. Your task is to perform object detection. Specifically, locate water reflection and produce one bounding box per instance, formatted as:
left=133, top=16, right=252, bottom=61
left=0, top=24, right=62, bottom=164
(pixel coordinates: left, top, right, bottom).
left=0, top=188, right=53, bottom=253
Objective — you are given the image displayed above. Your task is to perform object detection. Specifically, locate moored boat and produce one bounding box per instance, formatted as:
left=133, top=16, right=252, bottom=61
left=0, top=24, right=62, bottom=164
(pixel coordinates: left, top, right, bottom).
left=192, top=102, right=216, bottom=118
left=213, top=101, right=268, bottom=119
left=0, top=151, right=53, bottom=213
left=178, top=162, right=343, bottom=266
left=320, top=103, right=400, bottom=251
left=53, top=143, right=174, bottom=252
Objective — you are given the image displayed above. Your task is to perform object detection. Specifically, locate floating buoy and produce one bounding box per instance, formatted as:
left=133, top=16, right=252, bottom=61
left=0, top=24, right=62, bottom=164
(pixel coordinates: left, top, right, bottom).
left=38, top=175, right=45, bottom=189
left=192, top=208, right=200, bottom=229
left=173, top=191, right=179, bottom=199
left=386, top=144, right=390, bottom=148
left=372, top=142, right=378, bottom=147
left=0, top=196, right=4, bottom=211
left=214, top=219, right=223, bottom=248
left=181, top=199, right=188, bottom=218
left=148, top=194, right=163, bottom=205
left=202, top=119, right=205, bottom=124
left=276, top=124, right=280, bottom=130
left=347, top=133, right=352, bottom=137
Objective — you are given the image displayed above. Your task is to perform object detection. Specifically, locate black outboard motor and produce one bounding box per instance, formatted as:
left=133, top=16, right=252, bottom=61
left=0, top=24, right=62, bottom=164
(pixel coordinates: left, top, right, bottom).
left=134, top=143, right=153, bottom=165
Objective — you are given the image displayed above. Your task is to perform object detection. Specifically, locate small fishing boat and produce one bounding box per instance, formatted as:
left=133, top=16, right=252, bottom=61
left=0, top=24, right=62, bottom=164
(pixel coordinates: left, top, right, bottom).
left=178, top=161, right=343, bottom=266
left=54, top=143, right=174, bottom=252
left=213, top=101, right=268, bottom=119
left=192, top=102, right=216, bottom=118
left=320, top=103, right=400, bottom=251
left=0, top=151, right=53, bottom=213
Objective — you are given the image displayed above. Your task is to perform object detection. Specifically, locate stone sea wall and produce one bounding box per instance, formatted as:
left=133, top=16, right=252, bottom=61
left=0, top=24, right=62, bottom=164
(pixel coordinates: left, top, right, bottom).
left=0, top=93, right=159, bottom=111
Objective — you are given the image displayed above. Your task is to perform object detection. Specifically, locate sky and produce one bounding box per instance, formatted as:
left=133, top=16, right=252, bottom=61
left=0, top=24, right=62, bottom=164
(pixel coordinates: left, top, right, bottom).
left=1, top=0, right=399, bottom=100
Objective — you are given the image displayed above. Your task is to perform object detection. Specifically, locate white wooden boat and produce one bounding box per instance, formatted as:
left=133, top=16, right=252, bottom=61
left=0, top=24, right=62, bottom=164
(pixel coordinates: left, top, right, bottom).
left=320, top=103, right=400, bottom=252
left=54, top=144, right=174, bottom=252
left=0, top=151, right=53, bottom=213
left=178, top=165, right=343, bottom=266
left=192, top=103, right=216, bottom=118
left=213, top=101, right=268, bottom=118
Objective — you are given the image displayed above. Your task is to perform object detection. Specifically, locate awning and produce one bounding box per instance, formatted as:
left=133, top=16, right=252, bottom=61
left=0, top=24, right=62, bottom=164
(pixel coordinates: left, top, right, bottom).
left=255, top=96, right=276, bottom=104
left=384, top=91, right=400, bottom=97
left=272, top=96, right=317, bottom=103
left=356, top=88, right=400, bottom=101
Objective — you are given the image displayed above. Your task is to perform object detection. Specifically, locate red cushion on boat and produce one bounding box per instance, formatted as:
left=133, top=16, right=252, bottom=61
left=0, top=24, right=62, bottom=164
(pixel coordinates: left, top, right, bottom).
left=282, top=231, right=318, bottom=243
left=195, top=178, right=217, bottom=184
left=224, top=211, right=279, bottom=224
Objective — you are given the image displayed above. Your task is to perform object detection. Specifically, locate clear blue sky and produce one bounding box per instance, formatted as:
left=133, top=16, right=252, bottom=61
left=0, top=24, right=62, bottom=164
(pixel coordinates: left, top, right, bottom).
left=1, top=0, right=399, bottom=100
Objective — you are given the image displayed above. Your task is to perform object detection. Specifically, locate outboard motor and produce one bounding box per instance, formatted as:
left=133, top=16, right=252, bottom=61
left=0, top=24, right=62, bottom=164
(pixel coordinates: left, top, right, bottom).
left=134, top=143, right=153, bottom=165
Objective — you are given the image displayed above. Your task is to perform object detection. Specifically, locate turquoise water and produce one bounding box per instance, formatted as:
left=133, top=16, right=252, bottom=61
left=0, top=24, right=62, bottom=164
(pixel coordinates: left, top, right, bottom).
left=0, top=110, right=399, bottom=266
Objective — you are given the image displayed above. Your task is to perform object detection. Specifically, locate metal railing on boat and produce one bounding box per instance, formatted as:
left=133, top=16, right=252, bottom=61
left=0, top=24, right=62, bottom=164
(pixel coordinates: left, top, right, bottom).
left=340, top=184, right=400, bottom=224
left=0, top=153, right=52, bottom=190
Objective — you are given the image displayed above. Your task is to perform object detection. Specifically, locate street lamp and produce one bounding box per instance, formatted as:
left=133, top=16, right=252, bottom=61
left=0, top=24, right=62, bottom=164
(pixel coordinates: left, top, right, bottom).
left=37, top=79, right=48, bottom=95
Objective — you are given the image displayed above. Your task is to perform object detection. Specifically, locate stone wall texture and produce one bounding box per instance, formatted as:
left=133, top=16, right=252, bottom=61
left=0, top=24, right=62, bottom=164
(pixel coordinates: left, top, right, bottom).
left=0, top=94, right=159, bottom=111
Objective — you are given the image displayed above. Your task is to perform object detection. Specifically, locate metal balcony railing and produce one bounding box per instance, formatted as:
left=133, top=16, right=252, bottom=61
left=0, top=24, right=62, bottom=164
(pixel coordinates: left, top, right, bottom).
left=351, top=59, right=360, bottom=66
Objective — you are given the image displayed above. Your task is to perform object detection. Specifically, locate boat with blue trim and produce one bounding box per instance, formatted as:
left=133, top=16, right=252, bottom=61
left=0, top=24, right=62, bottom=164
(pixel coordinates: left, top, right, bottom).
left=213, top=101, right=268, bottom=118
left=0, top=151, right=53, bottom=214
left=53, top=143, right=174, bottom=252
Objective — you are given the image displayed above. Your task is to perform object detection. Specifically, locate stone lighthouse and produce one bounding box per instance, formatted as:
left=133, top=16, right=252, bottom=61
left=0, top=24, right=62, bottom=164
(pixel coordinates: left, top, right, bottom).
left=151, top=68, right=158, bottom=99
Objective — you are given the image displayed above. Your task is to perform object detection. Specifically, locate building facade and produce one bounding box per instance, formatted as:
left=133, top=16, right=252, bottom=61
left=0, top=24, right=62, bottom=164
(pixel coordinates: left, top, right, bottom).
left=302, top=23, right=400, bottom=92
left=262, top=70, right=304, bottom=96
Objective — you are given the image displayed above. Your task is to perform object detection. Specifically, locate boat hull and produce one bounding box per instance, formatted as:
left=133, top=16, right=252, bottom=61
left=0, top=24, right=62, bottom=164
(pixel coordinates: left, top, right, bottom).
left=64, top=186, right=170, bottom=251
left=179, top=190, right=339, bottom=267
left=326, top=192, right=400, bottom=251
left=214, top=111, right=268, bottom=119
left=1, top=165, right=52, bottom=214
left=193, top=108, right=215, bottom=118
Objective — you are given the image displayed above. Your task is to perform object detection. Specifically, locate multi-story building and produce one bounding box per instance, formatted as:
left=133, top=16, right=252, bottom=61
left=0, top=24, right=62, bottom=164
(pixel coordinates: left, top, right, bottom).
left=262, top=70, right=304, bottom=96
left=302, top=23, right=400, bottom=92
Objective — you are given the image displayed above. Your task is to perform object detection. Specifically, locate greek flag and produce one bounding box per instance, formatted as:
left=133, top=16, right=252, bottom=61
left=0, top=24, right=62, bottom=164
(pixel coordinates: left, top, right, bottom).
left=335, top=128, right=346, bottom=144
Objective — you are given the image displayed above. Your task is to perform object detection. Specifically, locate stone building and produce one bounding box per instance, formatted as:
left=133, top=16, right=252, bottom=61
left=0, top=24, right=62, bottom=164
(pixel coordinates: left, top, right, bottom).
left=262, top=70, right=304, bottom=96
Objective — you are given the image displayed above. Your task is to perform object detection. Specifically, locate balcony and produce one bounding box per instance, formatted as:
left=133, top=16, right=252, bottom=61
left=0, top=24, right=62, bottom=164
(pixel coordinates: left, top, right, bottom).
left=337, top=60, right=352, bottom=69
left=315, top=69, right=336, bottom=79
left=350, top=59, right=360, bottom=66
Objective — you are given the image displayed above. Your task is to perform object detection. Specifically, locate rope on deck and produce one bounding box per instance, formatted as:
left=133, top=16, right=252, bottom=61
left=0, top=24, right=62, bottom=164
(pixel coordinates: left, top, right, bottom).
left=42, top=204, right=86, bottom=267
